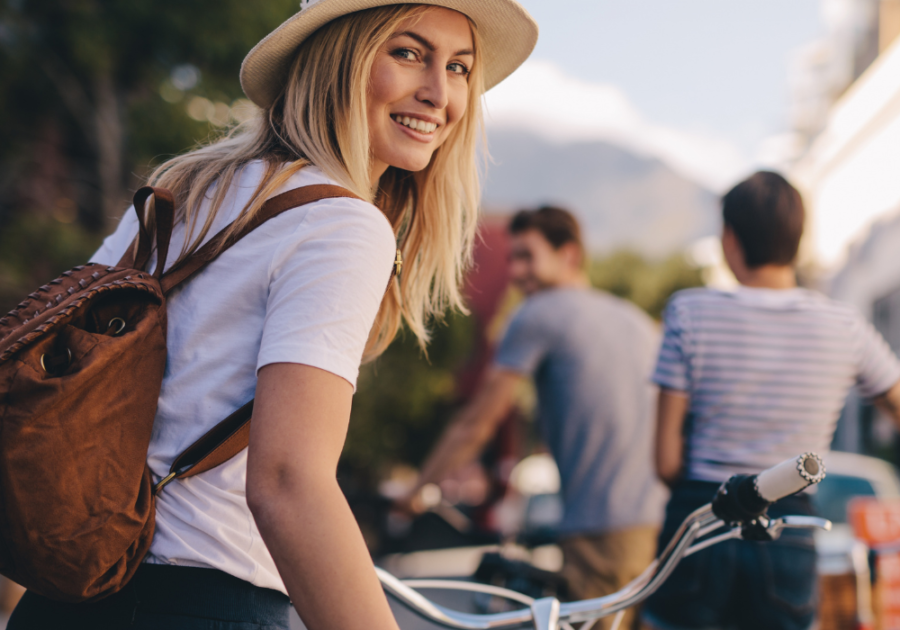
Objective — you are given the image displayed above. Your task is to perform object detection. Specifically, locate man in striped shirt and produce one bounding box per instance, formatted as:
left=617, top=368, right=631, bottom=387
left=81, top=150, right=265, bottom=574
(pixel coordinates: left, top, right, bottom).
left=643, top=171, right=900, bottom=630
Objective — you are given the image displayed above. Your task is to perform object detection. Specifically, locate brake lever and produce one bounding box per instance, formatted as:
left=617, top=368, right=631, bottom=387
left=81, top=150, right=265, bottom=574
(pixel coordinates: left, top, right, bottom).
left=741, top=515, right=832, bottom=542
left=773, top=515, right=832, bottom=533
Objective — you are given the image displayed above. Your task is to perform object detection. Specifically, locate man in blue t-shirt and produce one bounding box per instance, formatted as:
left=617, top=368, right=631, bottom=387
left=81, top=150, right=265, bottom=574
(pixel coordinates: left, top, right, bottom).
left=644, top=172, right=900, bottom=630
left=402, top=207, right=667, bottom=630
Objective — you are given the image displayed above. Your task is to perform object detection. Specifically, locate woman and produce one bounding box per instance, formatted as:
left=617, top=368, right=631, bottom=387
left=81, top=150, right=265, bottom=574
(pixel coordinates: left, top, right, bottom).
left=8, top=1, right=537, bottom=628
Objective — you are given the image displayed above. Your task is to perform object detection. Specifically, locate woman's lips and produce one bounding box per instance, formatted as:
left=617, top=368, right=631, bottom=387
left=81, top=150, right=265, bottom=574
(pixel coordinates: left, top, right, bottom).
left=392, top=114, right=439, bottom=133
left=392, top=116, right=437, bottom=143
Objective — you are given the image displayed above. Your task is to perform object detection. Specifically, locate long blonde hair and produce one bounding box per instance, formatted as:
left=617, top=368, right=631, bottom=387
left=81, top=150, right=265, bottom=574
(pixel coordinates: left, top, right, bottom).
left=146, top=4, right=484, bottom=360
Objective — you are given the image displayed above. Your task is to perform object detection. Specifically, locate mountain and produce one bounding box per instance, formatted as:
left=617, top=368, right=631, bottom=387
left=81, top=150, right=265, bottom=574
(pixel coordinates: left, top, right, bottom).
left=482, top=129, right=720, bottom=258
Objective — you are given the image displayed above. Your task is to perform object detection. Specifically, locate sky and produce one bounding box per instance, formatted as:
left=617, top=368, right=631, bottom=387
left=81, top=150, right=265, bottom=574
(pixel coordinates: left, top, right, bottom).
left=483, top=0, right=826, bottom=191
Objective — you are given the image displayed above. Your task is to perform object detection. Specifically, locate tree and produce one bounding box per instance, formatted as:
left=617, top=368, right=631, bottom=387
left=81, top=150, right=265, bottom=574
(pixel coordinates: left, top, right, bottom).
left=0, top=0, right=295, bottom=310
left=0, top=0, right=295, bottom=227
left=589, top=250, right=703, bottom=319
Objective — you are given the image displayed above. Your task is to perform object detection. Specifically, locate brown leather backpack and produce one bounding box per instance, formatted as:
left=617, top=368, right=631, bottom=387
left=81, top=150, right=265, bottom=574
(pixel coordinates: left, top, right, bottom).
left=0, top=183, right=360, bottom=602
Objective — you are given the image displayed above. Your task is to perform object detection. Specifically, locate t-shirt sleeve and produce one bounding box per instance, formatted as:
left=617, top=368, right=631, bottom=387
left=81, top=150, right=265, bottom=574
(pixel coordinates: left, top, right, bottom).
left=653, top=296, right=690, bottom=392
left=256, top=197, right=396, bottom=389
left=493, top=302, right=551, bottom=376
left=854, top=315, right=900, bottom=398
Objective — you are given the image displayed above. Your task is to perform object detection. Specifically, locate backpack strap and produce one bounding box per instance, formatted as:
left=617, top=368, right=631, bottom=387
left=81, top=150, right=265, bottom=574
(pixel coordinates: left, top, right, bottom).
left=159, top=184, right=360, bottom=295
left=154, top=400, right=254, bottom=493
left=117, top=187, right=176, bottom=278
left=153, top=184, right=364, bottom=495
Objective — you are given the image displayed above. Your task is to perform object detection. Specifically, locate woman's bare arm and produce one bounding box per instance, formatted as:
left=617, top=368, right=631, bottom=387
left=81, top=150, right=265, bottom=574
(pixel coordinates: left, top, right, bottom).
left=247, top=363, right=400, bottom=630
left=874, top=380, right=900, bottom=426
left=655, top=388, right=690, bottom=487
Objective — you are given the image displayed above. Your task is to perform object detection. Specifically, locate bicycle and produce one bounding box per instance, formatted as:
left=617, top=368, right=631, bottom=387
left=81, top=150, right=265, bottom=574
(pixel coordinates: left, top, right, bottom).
left=374, top=452, right=832, bottom=630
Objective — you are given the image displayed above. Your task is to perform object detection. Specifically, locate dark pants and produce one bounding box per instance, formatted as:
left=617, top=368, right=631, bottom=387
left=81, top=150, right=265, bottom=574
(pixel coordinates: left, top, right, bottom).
left=643, top=480, right=818, bottom=630
left=7, top=564, right=291, bottom=630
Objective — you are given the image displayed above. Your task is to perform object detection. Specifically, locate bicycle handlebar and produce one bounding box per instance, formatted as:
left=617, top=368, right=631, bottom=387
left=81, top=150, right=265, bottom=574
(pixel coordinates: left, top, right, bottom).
left=710, top=453, right=825, bottom=524
left=756, top=452, right=825, bottom=502
left=378, top=452, right=831, bottom=630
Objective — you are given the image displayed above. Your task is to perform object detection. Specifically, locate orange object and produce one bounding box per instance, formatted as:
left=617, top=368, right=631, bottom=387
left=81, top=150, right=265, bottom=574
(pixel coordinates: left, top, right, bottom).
left=849, top=498, right=900, bottom=547
left=850, top=498, right=900, bottom=630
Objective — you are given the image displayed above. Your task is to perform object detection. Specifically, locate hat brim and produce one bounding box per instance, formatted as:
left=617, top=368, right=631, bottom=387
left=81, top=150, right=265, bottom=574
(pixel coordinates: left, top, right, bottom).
left=240, top=0, right=538, bottom=108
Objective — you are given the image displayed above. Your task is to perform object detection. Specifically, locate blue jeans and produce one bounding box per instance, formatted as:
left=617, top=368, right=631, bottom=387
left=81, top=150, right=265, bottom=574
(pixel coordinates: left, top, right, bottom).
left=643, top=480, right=818, bottom=630
left=7, top=563, right=291, bottom=630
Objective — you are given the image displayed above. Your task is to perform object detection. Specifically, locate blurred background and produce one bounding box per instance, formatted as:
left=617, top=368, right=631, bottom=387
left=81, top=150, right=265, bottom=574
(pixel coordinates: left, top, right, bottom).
left=3, top=0, right=900, bottom=628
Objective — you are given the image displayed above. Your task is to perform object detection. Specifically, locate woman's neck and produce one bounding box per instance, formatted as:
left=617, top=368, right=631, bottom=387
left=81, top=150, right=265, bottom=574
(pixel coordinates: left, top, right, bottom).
left=735, top=265, right=797, bottom=289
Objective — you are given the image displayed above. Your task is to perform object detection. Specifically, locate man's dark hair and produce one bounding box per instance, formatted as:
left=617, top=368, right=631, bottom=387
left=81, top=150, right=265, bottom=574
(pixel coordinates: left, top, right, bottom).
left=722, top=171, right=805, bottom=268
left=509, top=206, right=584, bottom=255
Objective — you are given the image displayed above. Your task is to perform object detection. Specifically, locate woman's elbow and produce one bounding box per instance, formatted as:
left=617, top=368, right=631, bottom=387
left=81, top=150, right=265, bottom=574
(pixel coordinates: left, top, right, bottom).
left=246, top=461, right=327, bottom=522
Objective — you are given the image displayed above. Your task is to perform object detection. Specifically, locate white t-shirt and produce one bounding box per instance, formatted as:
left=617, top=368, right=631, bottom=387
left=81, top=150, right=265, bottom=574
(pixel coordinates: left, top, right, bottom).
left=91, top=162, right=396, bottom=593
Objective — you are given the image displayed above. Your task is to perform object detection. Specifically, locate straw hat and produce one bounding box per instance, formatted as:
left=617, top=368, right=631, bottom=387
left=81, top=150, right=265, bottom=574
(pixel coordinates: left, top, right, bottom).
left=240, top=0, right=538, bottom=108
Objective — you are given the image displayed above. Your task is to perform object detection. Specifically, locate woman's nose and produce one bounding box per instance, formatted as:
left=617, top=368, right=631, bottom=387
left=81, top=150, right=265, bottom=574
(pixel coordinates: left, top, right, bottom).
left=416, top=64, right=449, bottom=110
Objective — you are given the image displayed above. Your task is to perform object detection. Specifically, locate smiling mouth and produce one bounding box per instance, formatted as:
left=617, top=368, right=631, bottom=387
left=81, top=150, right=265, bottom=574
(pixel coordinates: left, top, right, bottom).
left=393, top=115, right=439, bottom=134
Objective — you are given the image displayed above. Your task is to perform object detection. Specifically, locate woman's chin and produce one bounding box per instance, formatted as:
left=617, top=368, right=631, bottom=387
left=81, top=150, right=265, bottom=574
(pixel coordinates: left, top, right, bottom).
left=383, top=153, right=435, bottom=173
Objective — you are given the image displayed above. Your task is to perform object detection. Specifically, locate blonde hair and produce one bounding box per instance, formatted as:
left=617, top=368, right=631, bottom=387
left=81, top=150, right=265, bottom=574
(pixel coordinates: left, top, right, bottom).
left=145, top=4, right=484, bottom=360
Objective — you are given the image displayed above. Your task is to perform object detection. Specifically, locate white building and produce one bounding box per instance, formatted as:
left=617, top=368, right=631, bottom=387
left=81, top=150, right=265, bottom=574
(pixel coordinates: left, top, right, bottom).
left=791, top=0, right=900, bottom=452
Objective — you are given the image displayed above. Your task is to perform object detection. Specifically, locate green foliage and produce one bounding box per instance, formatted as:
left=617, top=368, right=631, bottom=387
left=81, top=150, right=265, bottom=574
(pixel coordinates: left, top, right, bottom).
left=0, top=0, right=297, bottom=222
left=0, top=215, right=102, bottom=311
left=342, top=312, right=476, bottom=479
left=0, top=0, right=295, bottom=306
left=589, top=250, right=703, bottom=319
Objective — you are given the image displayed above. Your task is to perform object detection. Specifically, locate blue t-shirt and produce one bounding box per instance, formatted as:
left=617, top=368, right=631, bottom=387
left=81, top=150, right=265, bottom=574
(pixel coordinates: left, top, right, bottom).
left=495, top=287, right=668, bottom=535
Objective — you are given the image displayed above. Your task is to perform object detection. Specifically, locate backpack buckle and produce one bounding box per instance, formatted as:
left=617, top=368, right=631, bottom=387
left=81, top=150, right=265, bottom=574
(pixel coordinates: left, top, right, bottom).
left=153, top=471, right=178, bottom=495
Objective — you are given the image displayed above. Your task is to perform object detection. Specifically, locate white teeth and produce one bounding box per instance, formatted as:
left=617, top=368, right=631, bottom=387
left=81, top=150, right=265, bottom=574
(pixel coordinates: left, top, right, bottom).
left=394, top=115, right=437, bottom=134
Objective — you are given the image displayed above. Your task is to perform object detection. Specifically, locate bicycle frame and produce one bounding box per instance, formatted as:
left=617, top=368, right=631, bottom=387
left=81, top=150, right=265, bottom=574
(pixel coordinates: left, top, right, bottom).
left=376, top=504, right=832, bottom=630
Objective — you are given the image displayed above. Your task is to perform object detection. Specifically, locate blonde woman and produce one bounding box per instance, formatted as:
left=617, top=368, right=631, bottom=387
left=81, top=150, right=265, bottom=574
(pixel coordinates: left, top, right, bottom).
left=8, top=2, right=537, bottom=629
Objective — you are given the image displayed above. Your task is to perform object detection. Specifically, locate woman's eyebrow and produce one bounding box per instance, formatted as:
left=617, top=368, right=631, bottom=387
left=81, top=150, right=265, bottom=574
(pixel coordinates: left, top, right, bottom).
left=392, top=30, right=474, bottom=57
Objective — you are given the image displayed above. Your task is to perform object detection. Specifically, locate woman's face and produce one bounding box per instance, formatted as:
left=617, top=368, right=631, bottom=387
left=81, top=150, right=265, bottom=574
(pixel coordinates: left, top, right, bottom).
left=367, top=8, right=474, bottom=180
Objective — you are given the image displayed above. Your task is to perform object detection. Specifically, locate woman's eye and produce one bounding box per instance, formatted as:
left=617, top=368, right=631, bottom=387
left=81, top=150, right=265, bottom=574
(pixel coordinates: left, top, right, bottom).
left=448, top=62, right=470, bottom=76
left=392, top=48, right=418, bottom=61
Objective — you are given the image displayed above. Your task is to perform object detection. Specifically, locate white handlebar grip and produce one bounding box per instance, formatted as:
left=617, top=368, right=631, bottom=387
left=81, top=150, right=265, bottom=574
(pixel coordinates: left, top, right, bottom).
left=755, top=453, right=826, bottom=503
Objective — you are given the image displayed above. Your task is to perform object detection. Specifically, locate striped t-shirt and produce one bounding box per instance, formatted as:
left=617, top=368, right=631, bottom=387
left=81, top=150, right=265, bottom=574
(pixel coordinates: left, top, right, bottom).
left=654, top=287, right=900, bottom=482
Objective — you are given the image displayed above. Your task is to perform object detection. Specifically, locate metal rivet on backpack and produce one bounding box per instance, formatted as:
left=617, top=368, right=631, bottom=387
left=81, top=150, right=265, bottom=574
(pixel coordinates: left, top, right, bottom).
left=55, top=295, right=63, bottom=303
left=92, top=272, right=100, bottom=280
left=73, top=265, right=84, bottom=271
left=107, top=318, right=126, bottom=336
left=62, top=270, right=72, bottom=277
left=50, top=278, right=62, bottom=285
left=106, top=267, right=115, bottom=272
left=40, top=348, right=72, bottom=374
left=67, top=287, right=76, bottom=295
left=45, top=302, right=53, bottom=309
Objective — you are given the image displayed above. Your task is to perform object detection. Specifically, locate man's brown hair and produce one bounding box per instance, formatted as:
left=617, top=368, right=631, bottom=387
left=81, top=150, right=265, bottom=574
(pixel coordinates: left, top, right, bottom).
left=722, top=171, right=805, bottom=268
left=508, top=206, right=585, bottom=256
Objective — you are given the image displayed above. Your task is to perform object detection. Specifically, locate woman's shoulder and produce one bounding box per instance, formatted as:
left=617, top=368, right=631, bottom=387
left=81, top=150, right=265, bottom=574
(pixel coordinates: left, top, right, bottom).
left=263, top=165, right=396, bottom=271
left=276, top=165, right=393, bottom=240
